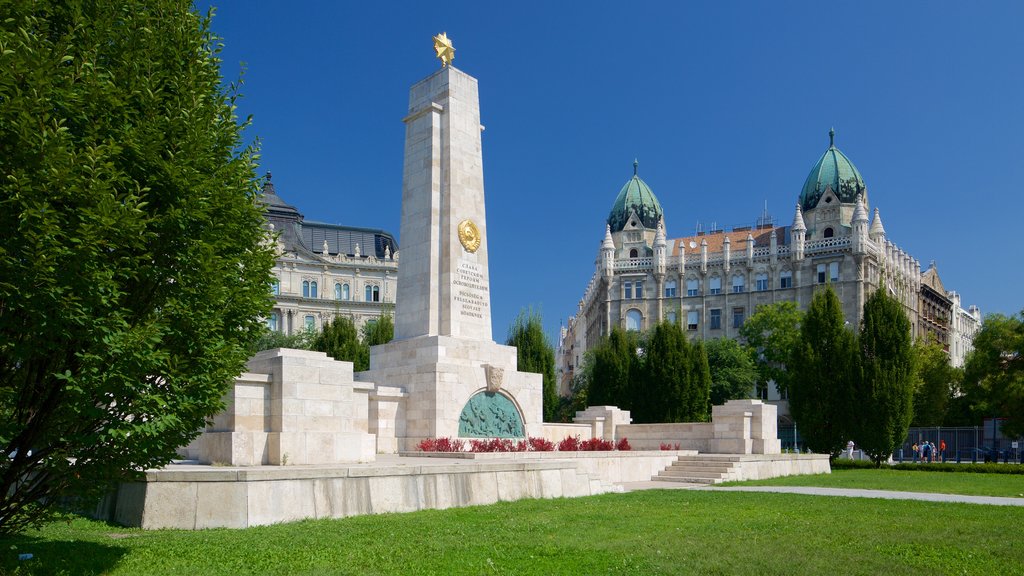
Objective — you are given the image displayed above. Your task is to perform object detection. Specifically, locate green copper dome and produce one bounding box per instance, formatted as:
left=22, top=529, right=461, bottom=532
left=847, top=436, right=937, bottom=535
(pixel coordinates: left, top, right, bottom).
left=799, top=129, right=867, bottom=211
left=607, top=160, right=664, bottom=232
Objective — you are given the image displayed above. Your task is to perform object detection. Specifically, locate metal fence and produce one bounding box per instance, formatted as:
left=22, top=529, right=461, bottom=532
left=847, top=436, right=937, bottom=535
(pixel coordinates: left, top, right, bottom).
left=778, top=424, right=1023, bottom=463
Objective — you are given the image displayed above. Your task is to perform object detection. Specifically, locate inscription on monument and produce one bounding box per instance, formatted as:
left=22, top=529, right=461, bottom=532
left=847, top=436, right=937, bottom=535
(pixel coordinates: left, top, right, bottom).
left=453, top=260, right=489, bottom=320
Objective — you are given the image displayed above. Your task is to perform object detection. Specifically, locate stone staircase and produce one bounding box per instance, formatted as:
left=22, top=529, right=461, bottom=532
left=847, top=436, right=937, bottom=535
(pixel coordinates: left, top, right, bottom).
left=653, top=454, right=743, bottom=485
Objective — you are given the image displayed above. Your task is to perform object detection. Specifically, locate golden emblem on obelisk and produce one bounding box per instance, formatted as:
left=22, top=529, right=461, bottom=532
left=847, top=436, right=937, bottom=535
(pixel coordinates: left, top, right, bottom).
left=433, top=32, right=455, bottom=68
left=458, top=219, right=481, bottom=253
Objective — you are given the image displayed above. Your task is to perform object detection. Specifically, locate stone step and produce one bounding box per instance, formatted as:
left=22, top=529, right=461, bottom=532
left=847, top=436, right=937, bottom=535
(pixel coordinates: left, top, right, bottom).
left=664, top=463, right=734, bottom=473
left=659, top=467, right=733, bottom=475
left=653, top=474, right=721, bottom=484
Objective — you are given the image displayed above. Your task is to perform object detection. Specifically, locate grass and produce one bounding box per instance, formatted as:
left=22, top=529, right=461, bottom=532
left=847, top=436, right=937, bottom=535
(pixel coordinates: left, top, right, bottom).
left=724, top=468, right=1024, bottom=498
left=1, top=489, right=1022, bottom=575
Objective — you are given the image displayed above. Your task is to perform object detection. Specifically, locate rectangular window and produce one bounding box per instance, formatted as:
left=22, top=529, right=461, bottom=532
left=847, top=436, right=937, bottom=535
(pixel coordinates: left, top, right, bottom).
left=710, top=309, right=722, bottom=330
left=686, top=279, right=699, bottom=297
left=667, top=312, right=677, bottom=324
left=304, top=315, right=315, bottom=331
left=709, top=277, right=722, bottom=295
left=636, top=281, right=644, bottom=299
left=665, top=281, right=677, bottom=298
left=780, top=271, right=793, bottom=289
left=817, top=264, right=827, bottom=284
left=755, top=274, right=768, bottom=292
left=271, top=280, right=280, bottom=296
left=686, top=310, right=699, bottom=331
left=830, top=262, right=840, bottom=282
left=733, top=307, right=745, bottom=328
left=624, top=281, right=632, bottom=299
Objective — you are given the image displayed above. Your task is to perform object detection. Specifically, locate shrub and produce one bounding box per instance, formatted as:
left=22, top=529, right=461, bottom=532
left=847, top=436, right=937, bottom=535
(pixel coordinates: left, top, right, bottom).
left=528, top=437, right=555, bottom=451
left=557, top=436, right=582, bottom=451
left=616, top=438, right=632, bottom=451
left=660, top=443, right=681, bottom=451
left=580, top=438, right=614, bottom=451
left=828, top=459, right=1024, bottom=475
left=418, top=437, right=466, bottom=452
left=468, top=438, right=527, bottom=452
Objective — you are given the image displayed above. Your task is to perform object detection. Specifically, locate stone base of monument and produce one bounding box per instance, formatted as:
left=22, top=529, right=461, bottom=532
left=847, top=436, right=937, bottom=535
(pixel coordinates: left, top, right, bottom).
left=357, top=335, right=544, bottom=452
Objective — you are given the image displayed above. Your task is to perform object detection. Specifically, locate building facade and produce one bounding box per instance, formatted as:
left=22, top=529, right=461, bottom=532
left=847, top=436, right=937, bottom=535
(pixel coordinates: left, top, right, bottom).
left=558, top=131, right=979, bottom=417
left=260, top=173, right=399, bottom=334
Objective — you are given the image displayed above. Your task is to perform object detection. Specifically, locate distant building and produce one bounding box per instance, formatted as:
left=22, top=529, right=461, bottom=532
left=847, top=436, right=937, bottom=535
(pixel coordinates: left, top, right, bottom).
left=260, top=173, right=398, bottom=335
left=949, top=291, right=982, bottom=368
left=558, top=131, right=979, bottom=420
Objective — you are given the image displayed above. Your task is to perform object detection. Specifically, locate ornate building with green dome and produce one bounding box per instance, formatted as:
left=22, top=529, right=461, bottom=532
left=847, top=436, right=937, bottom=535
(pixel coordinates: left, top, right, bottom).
left=557, top=131, right=979, bottom=417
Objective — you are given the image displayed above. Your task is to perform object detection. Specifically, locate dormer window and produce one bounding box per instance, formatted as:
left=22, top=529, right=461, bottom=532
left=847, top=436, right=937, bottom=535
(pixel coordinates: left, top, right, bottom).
left=824, top=227, right=834, bottom=238
left=825, top=196, right=833, bottom=204
left=629, top=248, right=639, bottom=258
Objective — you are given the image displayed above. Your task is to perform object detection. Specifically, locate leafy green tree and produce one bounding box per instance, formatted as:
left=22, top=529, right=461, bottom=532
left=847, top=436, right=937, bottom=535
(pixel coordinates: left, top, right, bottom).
left=313, top=317, right=369, bottom=371
left=705, top=338, right=757, bottom=408
left=912, top=335, right=960, bottom=426
left=506, top=309, right=557, bottom=422
left=739, top=301, right=803, bottom=399
left=251, top=328, right=316, bottom=355
left=362, top=311, right=395, bottom=347
left=856, top=288, right=915, bottom=466
left=0, top=1, right=274, bottom=534
left=963, top=310, right=1024, bottom=436
left=587, top=327, right=639, bottom=409
left=789, top=286, right=857, bottom=458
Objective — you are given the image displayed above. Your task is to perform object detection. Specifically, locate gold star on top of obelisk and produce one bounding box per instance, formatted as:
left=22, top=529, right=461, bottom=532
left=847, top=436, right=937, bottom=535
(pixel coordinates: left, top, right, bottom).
left=433, top=32, right=455, bottom=68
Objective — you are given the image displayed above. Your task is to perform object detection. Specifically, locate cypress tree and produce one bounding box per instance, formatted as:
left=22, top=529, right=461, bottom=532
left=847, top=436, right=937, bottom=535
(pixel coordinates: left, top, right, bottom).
left=789, top=286, right=858, bottom=457
left=506, top=309, right=558, bottom=422
left=312, top=317, right=369, bottom=371
left=857, top=287, right=915, bottom=465
left=587, top=327, right=638, bottom=409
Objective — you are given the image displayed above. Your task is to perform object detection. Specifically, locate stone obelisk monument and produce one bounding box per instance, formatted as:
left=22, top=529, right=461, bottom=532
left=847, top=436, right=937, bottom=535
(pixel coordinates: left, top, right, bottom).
left=359, top=34, right=542, bottom=451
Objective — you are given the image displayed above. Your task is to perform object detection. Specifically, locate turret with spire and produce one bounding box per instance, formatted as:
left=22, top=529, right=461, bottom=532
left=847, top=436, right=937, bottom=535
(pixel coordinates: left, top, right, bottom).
left=851, top=192, right=869, bottom=254
left=791, top=203, right=806, bottom=260
left=653, top=218, right=667, bottom=275
left=600, top=224, right=615, bottom=278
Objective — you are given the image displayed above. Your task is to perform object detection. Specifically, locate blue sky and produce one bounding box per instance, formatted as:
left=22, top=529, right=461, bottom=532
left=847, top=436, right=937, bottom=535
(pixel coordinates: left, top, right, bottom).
left=204, top=1, right=1023, bottom=342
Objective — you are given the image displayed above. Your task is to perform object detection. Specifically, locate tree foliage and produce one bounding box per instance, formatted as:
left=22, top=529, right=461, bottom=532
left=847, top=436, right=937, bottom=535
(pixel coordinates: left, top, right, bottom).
left=912, top=335, right=960, bottom=427
left=586, top=327, right=639, bottom=410
left=963, top=310, right=1024, bottom=436
left=583, top=323, right=710, bottom=424
left=312, top=317, right=369, bottom=371
left=856, top=288, right=915, bottom=466
left=788, top=286, right=858, bottom=458
left=739, top=301, right=803, bottom=398
left=705, top=337, right=757, bottom=408
left=251, top=328, right=315, bottom=355
left=362, top=311, right=394, bottom=348
left=506, top=309, right=557, bottom=422
left=0, top=1, right=275, bottom=534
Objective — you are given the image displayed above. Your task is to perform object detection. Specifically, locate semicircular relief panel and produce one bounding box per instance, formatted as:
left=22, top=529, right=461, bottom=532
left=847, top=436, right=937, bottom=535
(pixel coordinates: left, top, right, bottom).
left=458, top=392, right=525, bottom=438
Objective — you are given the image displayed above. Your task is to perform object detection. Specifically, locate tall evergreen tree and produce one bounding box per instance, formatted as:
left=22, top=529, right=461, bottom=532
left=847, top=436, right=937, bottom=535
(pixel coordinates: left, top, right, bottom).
left=362, top=311, right=394, bottom=347
left=312, top=317, right=369, bottom=371
left=506, top=309, right=557, bottom=422
left=587, top=327, right=639, bottom=409
left=0, top=1, right=275, bottom=533
left=856, top=287, right=915, bottom=465
left=637, top=322, right=689, bottom=422
left=789, top=286, right=857, bottom=458
left=686, top=339, right=713, bottom=422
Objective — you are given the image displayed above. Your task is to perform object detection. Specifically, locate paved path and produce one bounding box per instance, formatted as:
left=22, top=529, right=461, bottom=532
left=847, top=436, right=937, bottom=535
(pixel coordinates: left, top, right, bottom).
left=618, top=481, right=1024, bottom=506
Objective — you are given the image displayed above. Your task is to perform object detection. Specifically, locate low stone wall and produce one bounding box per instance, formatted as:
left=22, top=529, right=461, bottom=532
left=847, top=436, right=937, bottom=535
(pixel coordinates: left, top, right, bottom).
left=542, top=423, right=592, bottom=442
left=415, top=451, right=696, bottom=483
left=731, top=454, right=831, bottom=481
left=101, top=458, right=610, bottom=530
left=616, top=423, right=714, bottom=451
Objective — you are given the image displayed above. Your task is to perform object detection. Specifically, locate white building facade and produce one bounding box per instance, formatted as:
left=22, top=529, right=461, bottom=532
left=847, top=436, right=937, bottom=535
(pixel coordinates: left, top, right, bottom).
left=558, top=131, right=979, bottom=419
left=261, top=173, right=399, bottom=335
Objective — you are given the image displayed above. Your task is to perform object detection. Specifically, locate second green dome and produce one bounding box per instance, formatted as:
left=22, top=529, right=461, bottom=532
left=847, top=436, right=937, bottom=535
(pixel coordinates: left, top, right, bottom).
left=607, top=161, right=663, bottom=232
left=799, top=129, right=867, bottom=211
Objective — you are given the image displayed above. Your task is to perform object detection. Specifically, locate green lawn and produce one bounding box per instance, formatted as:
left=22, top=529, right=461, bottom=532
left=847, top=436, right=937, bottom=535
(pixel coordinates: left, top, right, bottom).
left=2, top=490, right=1022, bottom=575
left=724, top=468, right=1024, bottom=497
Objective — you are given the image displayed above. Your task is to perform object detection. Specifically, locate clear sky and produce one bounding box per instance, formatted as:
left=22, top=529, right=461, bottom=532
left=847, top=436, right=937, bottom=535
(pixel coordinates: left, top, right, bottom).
left=203, top=1, right=1023, bottom=342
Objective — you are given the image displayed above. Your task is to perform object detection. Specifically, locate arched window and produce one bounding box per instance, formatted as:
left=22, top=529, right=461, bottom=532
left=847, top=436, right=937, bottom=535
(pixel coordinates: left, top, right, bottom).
left=304, top=315, right=315, bottom=331
left=267, top=312, right=278, bottom=332
left=625, top=309, right=642, bottom=331
left=365, top=284, right=380, bottom=302
left=665, top=280, right=677, bottom=298
left=310, top=281, right=318, bottom=299
left=732, top=274, right=745, bottom=293
left=302, top=280, right=310, bottom=298
left=271, top=279, right=280, bottom=295
left=342, top=283, right=350, bottom=300
left=823, top=227, right=834, bottom=238
left=335, top=283, right=343, bottom=300
left=629, top=248, right=638, bottom=258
